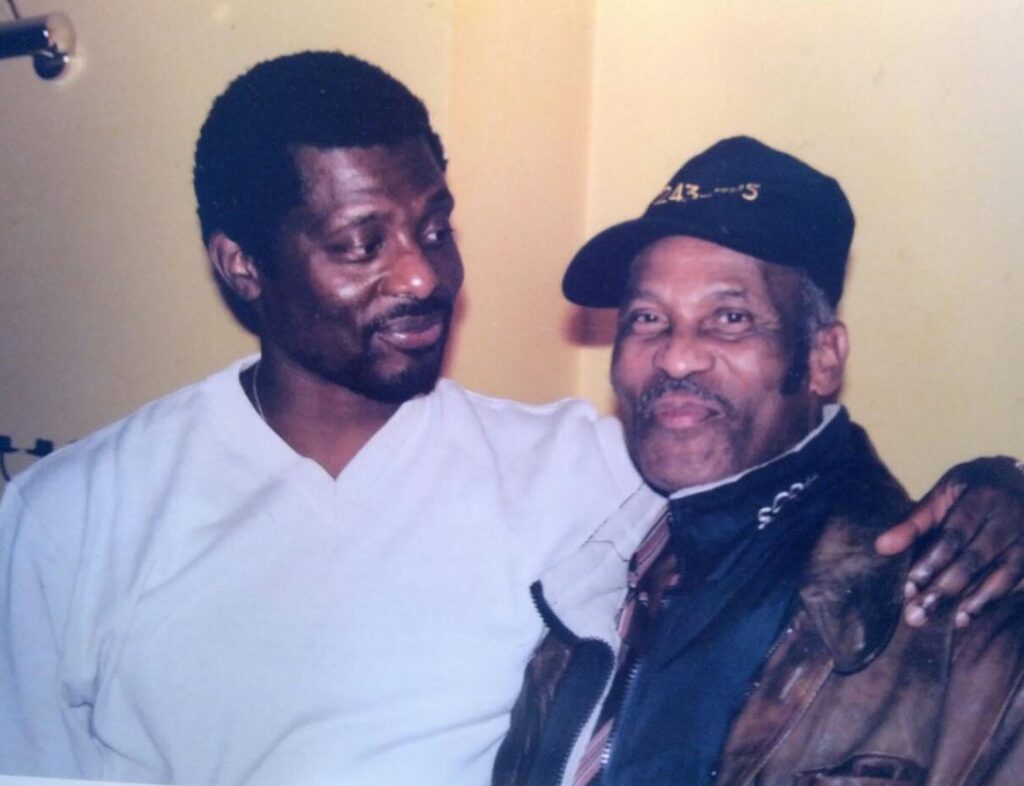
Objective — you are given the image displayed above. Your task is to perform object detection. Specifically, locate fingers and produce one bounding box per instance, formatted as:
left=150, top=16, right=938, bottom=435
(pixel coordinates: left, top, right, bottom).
left=905, top=527, right=969, bottom=597
left=904, top=486, right=989, bottom=594
left=902, top=486, right=1022, bottom=627
left=875, top=479, right=965, bottom=556
left=903, top=531, right=974, bottom=627
left=953, top=544, right=1024, bottom=628
left=884, top=456, right=1024, bottom=627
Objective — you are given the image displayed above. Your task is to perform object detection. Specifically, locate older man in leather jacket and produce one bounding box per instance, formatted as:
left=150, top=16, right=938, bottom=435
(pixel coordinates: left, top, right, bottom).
left=494, top=137, right=1024, bottom=786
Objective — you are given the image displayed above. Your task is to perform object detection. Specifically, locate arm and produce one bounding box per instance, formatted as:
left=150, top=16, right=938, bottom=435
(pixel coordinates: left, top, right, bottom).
left=0, top=483, right=97, bottom=777
left=875, top=456, right=1024, bottom=628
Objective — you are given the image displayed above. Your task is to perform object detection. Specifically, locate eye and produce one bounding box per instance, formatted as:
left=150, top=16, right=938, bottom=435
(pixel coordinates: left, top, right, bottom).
left=709, top=309, right=754, bottom=335
left=421, top=216, right=455, bottom=248
left=620, top=308, right=666, bottom=337
left=325, top=231, right=385, bottom=263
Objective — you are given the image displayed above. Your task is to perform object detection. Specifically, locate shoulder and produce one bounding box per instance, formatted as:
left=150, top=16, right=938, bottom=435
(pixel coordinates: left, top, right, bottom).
left=10, top=360, right=247, bottom=512
left=433, top=379, right=623, bottom=444
left=425, top=378, right=640, bottom=507
left=826, top=419, right=913, bottom=532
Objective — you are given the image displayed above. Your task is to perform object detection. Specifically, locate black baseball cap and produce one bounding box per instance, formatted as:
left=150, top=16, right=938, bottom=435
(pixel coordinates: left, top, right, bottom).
left=562, top=136, right=855, bottom=308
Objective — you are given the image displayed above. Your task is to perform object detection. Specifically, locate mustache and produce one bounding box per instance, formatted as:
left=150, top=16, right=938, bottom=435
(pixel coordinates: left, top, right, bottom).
left=637, top=374, right=733, bottom=419
left=364, top=294, right=454, bottom=336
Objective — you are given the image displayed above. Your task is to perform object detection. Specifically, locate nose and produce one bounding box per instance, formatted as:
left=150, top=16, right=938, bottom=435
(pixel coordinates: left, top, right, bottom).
left=382, top=244, right=441, bottom=300
left=654, top=328, right=715, bottom=379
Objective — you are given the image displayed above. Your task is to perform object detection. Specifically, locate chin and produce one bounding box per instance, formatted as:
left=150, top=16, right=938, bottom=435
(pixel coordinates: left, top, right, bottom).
left=311, top=343, right=445, bottom=403
left=635, top=436, right=737, bottom=494
left=348, top=360, right=444, bottom=403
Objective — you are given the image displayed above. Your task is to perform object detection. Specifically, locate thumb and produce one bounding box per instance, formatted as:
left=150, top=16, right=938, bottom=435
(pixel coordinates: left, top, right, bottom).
left=875, top=518, right=922, bottom=555
left=874, top=479, right=964, bottom=555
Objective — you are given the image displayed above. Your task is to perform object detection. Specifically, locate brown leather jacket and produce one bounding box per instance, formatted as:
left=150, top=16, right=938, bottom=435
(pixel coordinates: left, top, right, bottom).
left=494, top=427, right=1024, bottom=786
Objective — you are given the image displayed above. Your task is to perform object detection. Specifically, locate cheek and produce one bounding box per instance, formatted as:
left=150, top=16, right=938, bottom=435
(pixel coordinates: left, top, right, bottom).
left=722, top=343, right=790, bottom=398
left=302, top=264, right=381, bottom=323
left=322, top=277, right=373, bottom=313
left=611, top=340, right=653, bottom=398
left=276, top=242, right=381, bottom=314
left=438, top=250, right=464, bottom=293
left=264, top=275, right=375, bottom=347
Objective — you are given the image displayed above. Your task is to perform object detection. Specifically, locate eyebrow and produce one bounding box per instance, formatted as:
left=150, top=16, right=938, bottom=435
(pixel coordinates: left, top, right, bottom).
left=425, top=187, right=456, bottom=212
left=318, top=187, right=455, bottom=235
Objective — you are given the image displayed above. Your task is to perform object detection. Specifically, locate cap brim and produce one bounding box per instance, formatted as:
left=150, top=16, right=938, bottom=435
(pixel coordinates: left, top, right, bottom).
left=563, top=216, right=747, bottom=308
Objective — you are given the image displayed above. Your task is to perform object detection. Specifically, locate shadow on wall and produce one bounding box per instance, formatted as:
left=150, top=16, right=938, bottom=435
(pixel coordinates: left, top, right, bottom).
left=565, top=307, right=617, bottom=347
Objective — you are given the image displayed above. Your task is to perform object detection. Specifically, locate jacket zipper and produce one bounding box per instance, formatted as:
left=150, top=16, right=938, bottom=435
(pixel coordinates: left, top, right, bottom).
left=551, top=637, right=616, bottom=786
left=597, top=656, right=643, bottom=778
left=529, top=582, right=617, bottom=786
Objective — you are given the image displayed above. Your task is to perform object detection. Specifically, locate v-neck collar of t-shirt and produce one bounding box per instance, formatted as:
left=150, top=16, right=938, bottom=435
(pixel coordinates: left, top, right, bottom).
left=202, top=356, right=431, bottom=524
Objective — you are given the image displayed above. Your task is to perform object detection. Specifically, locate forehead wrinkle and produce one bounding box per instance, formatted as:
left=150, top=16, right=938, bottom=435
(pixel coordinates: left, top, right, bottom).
left=293, top=139, right=445, bottom=198
left=709, top=286, right=752, bottom=301
left=303, top=176, right=386, bottom=212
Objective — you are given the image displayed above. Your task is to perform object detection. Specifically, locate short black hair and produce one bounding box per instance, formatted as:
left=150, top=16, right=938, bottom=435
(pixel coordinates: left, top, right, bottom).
left=194, top=50, right=445, bottom=269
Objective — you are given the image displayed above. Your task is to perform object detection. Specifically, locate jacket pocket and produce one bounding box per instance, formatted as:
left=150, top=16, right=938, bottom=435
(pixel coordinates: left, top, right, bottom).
left=794, top=754, right=927, bottom=786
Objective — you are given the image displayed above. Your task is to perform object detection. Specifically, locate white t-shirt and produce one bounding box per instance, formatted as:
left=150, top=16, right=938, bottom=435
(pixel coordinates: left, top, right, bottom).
left=0, top=359, right=642, bottom=785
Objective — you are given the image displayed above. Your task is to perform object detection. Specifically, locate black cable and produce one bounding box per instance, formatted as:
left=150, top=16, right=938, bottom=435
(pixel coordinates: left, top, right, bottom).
left=5, top=0, right=22, bottom=20
left=0, top=436, right=19, bottom=483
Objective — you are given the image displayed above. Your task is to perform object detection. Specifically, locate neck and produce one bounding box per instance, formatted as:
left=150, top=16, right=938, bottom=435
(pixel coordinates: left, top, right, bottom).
left=247, top=349, right=402, bottom=478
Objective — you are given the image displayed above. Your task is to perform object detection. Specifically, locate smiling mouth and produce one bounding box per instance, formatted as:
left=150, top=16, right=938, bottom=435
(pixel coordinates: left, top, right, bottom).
left=649, top=392, right=722, bottom=430
left=375, top=313, right=446, bottom=351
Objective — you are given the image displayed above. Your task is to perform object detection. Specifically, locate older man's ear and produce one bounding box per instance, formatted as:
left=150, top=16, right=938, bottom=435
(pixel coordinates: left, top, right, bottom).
left=807, top=322, right=848, bottom=399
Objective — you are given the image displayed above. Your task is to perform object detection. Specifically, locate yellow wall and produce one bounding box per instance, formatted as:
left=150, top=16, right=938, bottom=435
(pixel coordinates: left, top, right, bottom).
left=578, top=0, right=1024, bottom=495
left=445, top=0, right=591, bottom=401
left=3, top=1, right=1022, bottom=496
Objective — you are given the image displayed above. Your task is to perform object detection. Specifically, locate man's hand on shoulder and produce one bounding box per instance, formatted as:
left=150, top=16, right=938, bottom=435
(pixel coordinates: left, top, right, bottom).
left=875, top=456, right=1024, bottom=628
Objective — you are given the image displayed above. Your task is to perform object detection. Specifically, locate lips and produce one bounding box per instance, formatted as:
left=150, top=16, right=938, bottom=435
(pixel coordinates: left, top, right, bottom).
left=375, top=312, right=446, bottom=351
left=649, top=392, right=722, bottom=430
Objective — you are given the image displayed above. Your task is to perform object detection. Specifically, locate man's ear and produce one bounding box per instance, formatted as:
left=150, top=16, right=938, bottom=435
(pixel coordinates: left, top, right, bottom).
left=207, top=232, right=262, bottom=303
left=808, top=321, right=848, bottom=398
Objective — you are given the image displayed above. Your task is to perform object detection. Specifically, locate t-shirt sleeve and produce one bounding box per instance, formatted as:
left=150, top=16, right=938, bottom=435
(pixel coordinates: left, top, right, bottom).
left=0, top=482, right=99, bottom=777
